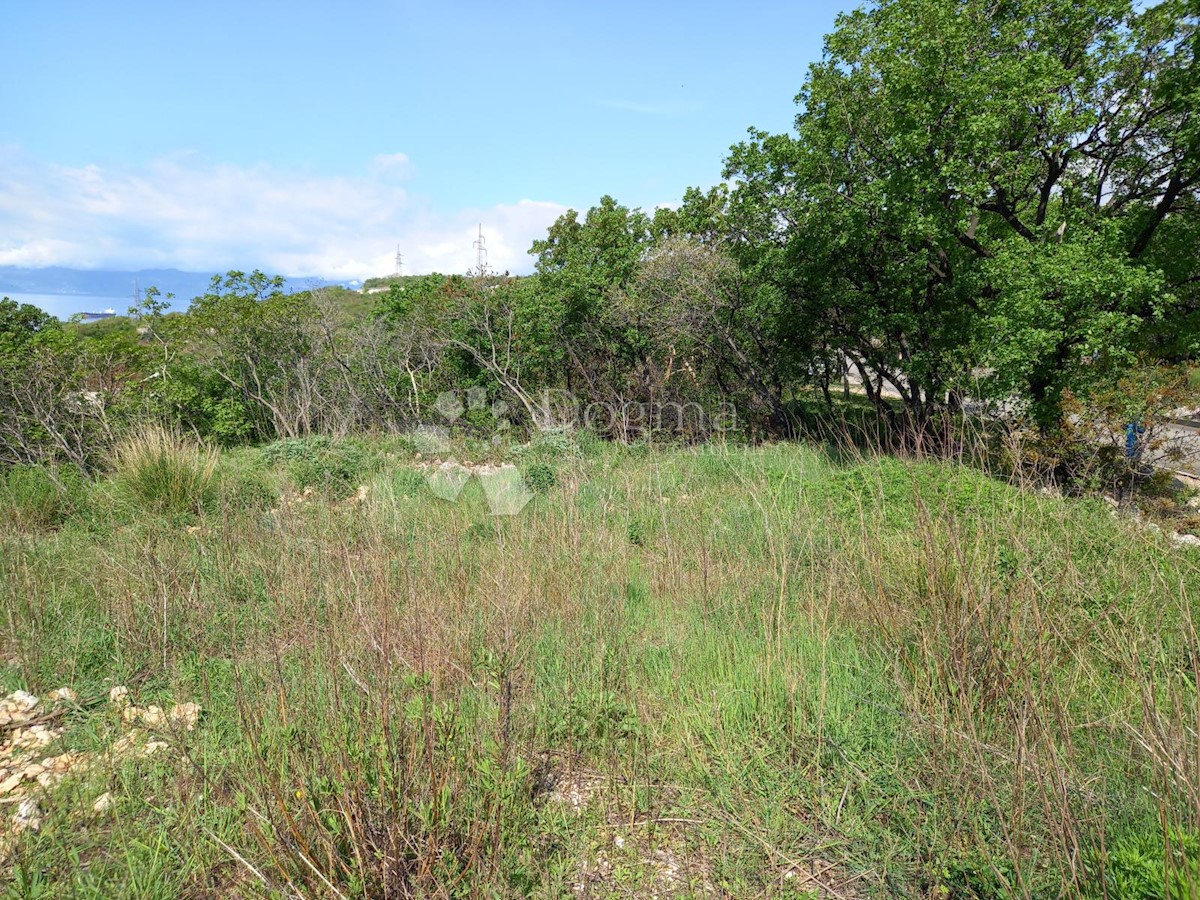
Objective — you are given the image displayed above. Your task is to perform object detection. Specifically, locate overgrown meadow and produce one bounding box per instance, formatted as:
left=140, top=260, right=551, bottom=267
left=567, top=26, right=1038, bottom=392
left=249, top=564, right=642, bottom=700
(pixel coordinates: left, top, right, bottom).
left=1, top=0, right=1197, bottom=894
left=2, top=430, right=1198, bottom=898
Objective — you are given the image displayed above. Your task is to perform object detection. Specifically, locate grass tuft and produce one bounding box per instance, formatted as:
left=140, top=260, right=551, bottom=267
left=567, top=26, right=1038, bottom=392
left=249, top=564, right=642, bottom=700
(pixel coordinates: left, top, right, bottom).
left=110, top=425, right=217, bottom=518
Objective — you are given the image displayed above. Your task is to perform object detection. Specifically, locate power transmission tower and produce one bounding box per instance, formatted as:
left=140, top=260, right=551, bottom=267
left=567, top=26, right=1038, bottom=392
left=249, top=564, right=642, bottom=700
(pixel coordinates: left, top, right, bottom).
left=473, top=224, right=488, bottom=277
left=394, top=245, right=404, bottom=277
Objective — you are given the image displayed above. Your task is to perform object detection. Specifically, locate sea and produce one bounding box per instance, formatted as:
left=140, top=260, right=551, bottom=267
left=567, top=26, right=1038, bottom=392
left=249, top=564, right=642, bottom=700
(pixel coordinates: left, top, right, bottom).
left=0, top=292, right=135, bottom=321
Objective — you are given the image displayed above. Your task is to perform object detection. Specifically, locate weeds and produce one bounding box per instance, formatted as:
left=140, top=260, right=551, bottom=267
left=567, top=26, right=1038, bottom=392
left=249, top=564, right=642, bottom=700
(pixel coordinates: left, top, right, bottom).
left=1, top=439, right=1198, bottom=897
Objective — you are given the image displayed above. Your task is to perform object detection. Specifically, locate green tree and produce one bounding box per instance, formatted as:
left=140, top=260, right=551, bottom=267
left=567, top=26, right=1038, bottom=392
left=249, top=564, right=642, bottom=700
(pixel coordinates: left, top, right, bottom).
left=530, top=196, right=657, bottom=398
left=726, top=0, right=1199, bottom=429
left=0, top=299, right=144, bottom=469
left=176, top=271, right=319, bottom=440
left=0, top=298, right=57, bottom=347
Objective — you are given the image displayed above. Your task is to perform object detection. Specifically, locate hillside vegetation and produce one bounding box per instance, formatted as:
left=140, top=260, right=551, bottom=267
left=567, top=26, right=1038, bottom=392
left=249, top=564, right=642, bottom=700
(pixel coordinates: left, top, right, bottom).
left=2, top=434, right=1199, bottom=897
left=2, top=0, right=1197, bottom=481
left=1, top=0, right=1198, bottom=896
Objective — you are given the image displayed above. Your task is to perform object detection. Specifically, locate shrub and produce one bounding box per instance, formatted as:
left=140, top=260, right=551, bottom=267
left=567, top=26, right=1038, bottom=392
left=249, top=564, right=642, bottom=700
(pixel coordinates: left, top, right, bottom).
left=814, top=455, right=1014, bottom=530
left=262, top=436, right=378, bottom=499
left=154, top=358, right=256, bottom=447
left=111, top=426, right=217, bottom=517
left=405, top=428, right=452, bottom=455
left=260, top=435, right=333, bottom=465
left=212, top=448, right=281, bottom=507
left=215, top=466, right=277, bottom=513
left=522, top=461, right=558, bottom=494
left=626, top=518, right=648, bottom=547
left=513, top=428, right=576, bottom=461
left=378, top=433, right=419, bottom=456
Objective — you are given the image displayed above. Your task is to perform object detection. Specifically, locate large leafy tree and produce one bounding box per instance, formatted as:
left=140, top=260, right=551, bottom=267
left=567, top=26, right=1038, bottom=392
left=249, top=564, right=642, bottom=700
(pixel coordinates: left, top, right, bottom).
left=0, top=298, right=57, bottom=346
left=625, top=235, right=798, bottom=432
left=529, top=196, right=657, bottom=397
left=174, top=271, right=324, bottom=439
left=727, top=0, right=1199, bottom=428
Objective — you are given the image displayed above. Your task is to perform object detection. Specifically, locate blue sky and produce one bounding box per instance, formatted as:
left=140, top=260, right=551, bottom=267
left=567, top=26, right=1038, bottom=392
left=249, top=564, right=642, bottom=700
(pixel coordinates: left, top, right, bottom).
left=1, top=1, right=846, bottom=279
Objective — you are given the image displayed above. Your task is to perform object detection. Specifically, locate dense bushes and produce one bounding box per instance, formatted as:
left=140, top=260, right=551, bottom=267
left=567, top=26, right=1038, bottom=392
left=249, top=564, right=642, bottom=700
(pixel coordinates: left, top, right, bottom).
left=261, top=436, right=381, bottom=498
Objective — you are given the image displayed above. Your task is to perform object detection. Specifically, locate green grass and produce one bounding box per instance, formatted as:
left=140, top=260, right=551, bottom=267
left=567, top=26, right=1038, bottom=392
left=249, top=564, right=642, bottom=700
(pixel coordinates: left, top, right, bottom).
left=2, top=439, right=1199, bottom=897
left=0, top=465, right=83, bottom=532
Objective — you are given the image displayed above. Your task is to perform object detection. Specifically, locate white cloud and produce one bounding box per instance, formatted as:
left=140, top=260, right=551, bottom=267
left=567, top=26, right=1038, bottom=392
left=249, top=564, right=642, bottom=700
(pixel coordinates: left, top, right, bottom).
left=369, top=152, right=414, bottom=179
left=0, top=148, right=567, bottom=280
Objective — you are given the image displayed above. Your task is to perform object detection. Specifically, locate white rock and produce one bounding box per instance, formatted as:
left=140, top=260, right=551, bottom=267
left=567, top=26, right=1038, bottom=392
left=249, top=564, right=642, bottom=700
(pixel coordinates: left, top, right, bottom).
left=168, top=702, right=201, bottom=730
left=138, top=705, right=167, bottom=727
left=0, top=691, right=39, bottom=726
left=9, top=690, right=38, bottom=709
left=12, top=798, right=40, bottom=832
left=11, top=724, right=58, bottom=752
left=92, top=792, right=114, bottom=813
left=110, top=730, right=143, bottom=758
left=109, top=686, right=130, bottom=707
left=47, top=687, right=76, bottom=703
left=1172, top=532, right=1200, bottom=548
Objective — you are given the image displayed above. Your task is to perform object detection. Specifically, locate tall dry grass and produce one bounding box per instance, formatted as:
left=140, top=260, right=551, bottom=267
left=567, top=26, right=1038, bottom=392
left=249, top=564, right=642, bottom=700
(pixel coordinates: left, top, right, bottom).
left=2, top=438, right=1198, bottom=896
left=110, top=424, right=218, bottom=517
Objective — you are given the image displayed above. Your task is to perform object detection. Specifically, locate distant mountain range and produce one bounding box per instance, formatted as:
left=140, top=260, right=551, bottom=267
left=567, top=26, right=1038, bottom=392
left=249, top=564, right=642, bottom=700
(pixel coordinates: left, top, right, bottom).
left=0, top=266, right=343, bottom=304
